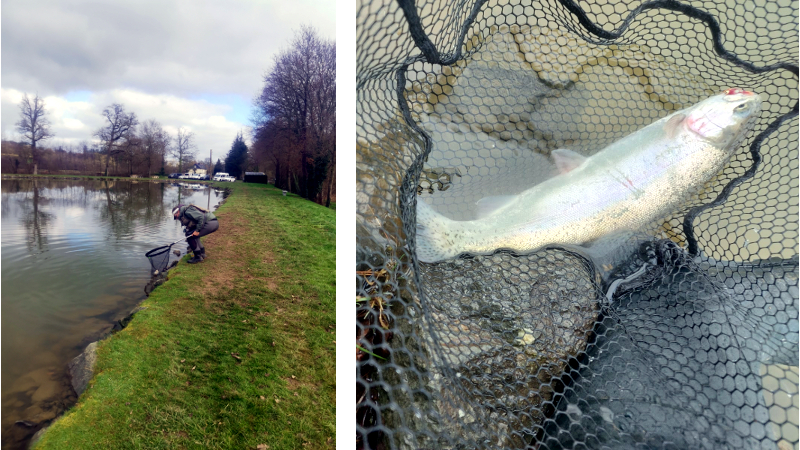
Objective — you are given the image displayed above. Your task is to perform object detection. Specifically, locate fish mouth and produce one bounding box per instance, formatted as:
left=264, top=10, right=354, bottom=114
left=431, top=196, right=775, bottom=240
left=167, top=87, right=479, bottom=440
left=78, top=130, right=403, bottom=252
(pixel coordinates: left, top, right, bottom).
left=724, top=88, right=754, bottom=96
left=707, top=91, right=762, bottom=130
left=687, top=93, right=761, bottom=141
left=722, top=89, right=762, bottom=112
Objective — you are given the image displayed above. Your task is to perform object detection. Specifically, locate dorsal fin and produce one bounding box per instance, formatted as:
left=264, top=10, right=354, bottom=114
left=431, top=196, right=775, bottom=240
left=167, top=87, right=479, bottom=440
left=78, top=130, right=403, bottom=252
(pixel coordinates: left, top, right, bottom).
left=475, top=195, right=518, bottom=218
left=552, top=149, right=588, bottom=174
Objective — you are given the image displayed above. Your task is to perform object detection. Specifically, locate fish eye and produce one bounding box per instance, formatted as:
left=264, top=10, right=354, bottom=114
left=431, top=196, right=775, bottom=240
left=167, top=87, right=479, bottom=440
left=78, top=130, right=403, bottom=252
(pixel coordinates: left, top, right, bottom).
left=734, top=103, right=748, bottom=111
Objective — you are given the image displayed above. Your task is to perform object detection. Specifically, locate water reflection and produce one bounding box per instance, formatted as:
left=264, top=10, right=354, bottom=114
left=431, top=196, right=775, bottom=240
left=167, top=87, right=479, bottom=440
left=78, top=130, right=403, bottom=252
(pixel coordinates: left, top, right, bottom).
left=98, top=180, right=169, bottom=240
left=15, top=180, right=53, bottom=254
left=0, top=179, right=223, bottom=449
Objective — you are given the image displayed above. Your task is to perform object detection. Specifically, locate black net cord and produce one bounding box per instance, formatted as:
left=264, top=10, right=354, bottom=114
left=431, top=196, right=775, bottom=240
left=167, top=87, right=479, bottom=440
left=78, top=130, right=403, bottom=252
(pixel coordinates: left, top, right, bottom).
left=358, top=0, right=799, bottom=448
left=397, top=0, right=800, bottom=73
left=396, top=0, right=441, bottom=62
left=684, top=102, right=799, bottom=255
left=395, top=0, right=489, bottom=66
left=395, top=0, right=799, bottom=259
left=560, top=0, right=798, bottom=75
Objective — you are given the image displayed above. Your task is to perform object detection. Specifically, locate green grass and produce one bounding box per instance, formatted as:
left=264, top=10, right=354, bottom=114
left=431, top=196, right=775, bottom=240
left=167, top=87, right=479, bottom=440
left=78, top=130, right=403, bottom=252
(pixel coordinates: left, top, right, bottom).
left=35, top=183, right=335, bottom=449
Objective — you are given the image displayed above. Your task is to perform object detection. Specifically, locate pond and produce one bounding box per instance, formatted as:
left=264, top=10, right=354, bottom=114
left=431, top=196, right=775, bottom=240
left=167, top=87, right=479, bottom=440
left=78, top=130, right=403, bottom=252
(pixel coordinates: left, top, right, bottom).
left=0, top=178, right=224, bottom=448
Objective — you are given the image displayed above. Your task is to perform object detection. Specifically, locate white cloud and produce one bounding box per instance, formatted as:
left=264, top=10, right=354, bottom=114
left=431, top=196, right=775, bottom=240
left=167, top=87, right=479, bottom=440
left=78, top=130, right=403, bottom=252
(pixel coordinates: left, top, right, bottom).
left=1, top=0, right=336, bottom=99
left=2, top=87, right=247, bottom=157
left=62, top=118, right=86, bottom=130
left=1, top=0, right=334, bottom=157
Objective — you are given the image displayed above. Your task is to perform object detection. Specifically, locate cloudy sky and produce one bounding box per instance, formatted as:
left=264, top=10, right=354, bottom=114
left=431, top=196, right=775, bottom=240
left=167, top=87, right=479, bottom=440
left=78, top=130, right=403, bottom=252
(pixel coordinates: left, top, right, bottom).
left=1, top=0, right=336, bottom=162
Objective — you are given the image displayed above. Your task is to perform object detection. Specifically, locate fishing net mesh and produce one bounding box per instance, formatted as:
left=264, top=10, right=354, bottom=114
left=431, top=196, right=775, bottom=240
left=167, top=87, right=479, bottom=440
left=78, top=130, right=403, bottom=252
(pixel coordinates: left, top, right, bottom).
left=356, top=0, right=798, bottom=448
left=145, top=245, right=173, bottom=274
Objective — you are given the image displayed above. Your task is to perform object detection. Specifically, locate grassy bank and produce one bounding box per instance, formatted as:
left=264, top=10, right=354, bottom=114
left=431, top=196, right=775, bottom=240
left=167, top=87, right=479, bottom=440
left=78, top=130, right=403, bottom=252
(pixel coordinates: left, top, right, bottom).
left=34, top=183, right=336, bottom=449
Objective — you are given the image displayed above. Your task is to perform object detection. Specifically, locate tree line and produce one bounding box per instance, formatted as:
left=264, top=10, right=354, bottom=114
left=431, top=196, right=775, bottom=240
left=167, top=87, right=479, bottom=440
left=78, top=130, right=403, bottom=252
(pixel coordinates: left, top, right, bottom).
left=250, top=25, right=336, bottom=206
left=3, top=25, right=336, bottom=208
left=2, top=94, right=204, bottom=178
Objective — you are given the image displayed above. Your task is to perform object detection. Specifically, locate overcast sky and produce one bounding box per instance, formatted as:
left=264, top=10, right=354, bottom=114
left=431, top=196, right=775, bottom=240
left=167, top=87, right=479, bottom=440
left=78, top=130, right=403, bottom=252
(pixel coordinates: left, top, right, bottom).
left=1, top=0, right=336, bottom=163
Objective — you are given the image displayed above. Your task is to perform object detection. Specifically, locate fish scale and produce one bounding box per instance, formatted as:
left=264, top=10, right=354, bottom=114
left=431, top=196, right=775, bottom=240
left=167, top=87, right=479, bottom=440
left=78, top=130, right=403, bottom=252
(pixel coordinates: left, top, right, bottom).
left=416, top=90, right=762, bottom=263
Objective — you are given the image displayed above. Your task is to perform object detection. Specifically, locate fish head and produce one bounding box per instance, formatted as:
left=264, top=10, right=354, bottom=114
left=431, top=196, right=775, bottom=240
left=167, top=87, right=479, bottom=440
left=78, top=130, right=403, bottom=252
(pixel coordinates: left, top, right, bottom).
left=682, top=89, right=762, bottom=149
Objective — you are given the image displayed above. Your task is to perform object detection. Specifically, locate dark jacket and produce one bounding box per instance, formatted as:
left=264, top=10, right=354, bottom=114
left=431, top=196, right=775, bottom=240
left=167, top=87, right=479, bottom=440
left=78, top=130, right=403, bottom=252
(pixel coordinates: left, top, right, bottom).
left=179, top=205, right=216, bottom=231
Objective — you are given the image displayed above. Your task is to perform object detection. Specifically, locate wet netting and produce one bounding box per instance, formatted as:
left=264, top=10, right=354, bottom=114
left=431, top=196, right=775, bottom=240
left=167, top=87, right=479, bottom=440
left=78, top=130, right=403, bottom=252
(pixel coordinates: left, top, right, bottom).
left=356, top=0, right=798, bottom=449
left=146, top=246, right=172, bottom=274
left=145, top=239, right=183, bottom=274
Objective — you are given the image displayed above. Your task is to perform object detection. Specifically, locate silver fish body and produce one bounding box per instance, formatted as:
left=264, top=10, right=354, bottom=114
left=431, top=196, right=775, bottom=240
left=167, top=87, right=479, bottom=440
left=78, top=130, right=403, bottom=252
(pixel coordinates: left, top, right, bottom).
left=415, top=90, right=762, bottom=263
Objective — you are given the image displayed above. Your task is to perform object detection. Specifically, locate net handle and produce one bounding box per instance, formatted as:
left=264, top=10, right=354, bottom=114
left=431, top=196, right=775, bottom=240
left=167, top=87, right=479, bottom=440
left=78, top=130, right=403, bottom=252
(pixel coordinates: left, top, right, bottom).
left=146, top=235, right=190, bottom=257
left=170, top=235, right=190, bottom=246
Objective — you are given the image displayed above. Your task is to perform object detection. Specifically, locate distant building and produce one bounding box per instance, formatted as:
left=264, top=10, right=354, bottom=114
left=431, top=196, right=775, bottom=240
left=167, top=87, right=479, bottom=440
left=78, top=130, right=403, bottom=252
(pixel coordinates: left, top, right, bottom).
left=243, top=172, right=269, bottom=184
left=188, top=163, right=207, bottom=176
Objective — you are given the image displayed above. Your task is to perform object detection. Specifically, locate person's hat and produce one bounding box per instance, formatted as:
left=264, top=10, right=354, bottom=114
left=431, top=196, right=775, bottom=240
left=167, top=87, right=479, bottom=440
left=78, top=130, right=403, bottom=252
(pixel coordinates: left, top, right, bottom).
left=172, top=205, right=182, bottom=218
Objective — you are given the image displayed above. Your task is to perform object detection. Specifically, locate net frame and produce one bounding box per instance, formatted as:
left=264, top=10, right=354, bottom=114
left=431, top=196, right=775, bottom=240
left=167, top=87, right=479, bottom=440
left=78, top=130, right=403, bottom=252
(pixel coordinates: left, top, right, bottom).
left=145, top=237, right=187, bottom=274
left=145, top=246, right=172, bottom=273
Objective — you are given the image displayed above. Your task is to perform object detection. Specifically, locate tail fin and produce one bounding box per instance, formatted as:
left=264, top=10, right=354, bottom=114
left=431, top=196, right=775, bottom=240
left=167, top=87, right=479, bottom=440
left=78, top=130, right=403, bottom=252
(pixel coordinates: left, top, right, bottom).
left=415, top=199, right=461, bottom=263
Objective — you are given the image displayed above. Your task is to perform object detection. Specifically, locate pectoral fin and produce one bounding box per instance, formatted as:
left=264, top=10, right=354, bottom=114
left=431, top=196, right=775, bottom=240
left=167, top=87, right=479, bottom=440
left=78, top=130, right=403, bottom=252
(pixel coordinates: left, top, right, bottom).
left=664, top=113, right=686, bottom=139
left=476, top=195, right=518, bottom=218
left=552, top=149, right=588, bottom=174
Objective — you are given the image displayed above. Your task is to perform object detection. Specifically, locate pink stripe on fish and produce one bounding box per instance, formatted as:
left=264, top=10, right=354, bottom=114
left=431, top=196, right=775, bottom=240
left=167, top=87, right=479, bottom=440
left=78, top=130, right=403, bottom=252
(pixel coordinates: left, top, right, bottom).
left=724, top=88, right=753, bottom=95
left=685, top=113, right=718, bottom=137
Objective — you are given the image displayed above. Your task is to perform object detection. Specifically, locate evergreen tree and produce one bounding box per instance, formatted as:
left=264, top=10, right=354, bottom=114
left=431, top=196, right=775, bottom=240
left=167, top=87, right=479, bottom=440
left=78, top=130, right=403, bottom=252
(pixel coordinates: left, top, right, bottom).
left=214, top=159, right=224, bottom=174
left=224, top=133, right=248, bottom=179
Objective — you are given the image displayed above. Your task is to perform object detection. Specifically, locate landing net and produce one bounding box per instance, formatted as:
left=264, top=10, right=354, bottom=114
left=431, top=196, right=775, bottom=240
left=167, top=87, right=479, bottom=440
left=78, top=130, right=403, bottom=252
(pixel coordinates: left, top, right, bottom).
left=356, top=0, right=798, bottom=448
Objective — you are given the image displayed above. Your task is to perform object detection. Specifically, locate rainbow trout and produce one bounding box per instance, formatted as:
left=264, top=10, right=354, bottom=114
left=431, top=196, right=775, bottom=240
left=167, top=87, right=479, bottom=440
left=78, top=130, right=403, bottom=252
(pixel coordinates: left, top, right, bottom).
left=416, top=89, right=762, bottom=263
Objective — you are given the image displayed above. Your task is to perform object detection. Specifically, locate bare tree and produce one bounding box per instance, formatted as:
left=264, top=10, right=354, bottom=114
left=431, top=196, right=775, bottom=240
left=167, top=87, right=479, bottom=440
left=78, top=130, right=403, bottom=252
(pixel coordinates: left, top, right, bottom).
left=172, top=127, right=196, bottom=173
left=312, top=33, right=336, bottom=207
left=159, top=130, right=171, bottom=175
left=94, top=104, right=138, bottom=176
left=157, top=129, right=171, bottom=175
left=119, top=131, right=143, bottom=176
left=141, top=120, right=171, bottom=177
left=16, top=93, right=55, bottom=175
left=252, top=25, right=336, bottom=204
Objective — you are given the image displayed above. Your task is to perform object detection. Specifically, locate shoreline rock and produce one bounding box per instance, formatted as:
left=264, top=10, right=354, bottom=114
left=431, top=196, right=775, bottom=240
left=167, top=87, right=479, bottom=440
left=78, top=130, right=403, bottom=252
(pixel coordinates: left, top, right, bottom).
left=67, top=342, right=98, bottom=398
left=29, top=425, right=49, bottom=449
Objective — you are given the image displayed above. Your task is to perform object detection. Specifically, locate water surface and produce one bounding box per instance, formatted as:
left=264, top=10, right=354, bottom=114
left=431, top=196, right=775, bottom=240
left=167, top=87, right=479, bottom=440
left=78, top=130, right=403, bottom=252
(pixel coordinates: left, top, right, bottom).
left=1, top=178, right=223, bottom=447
